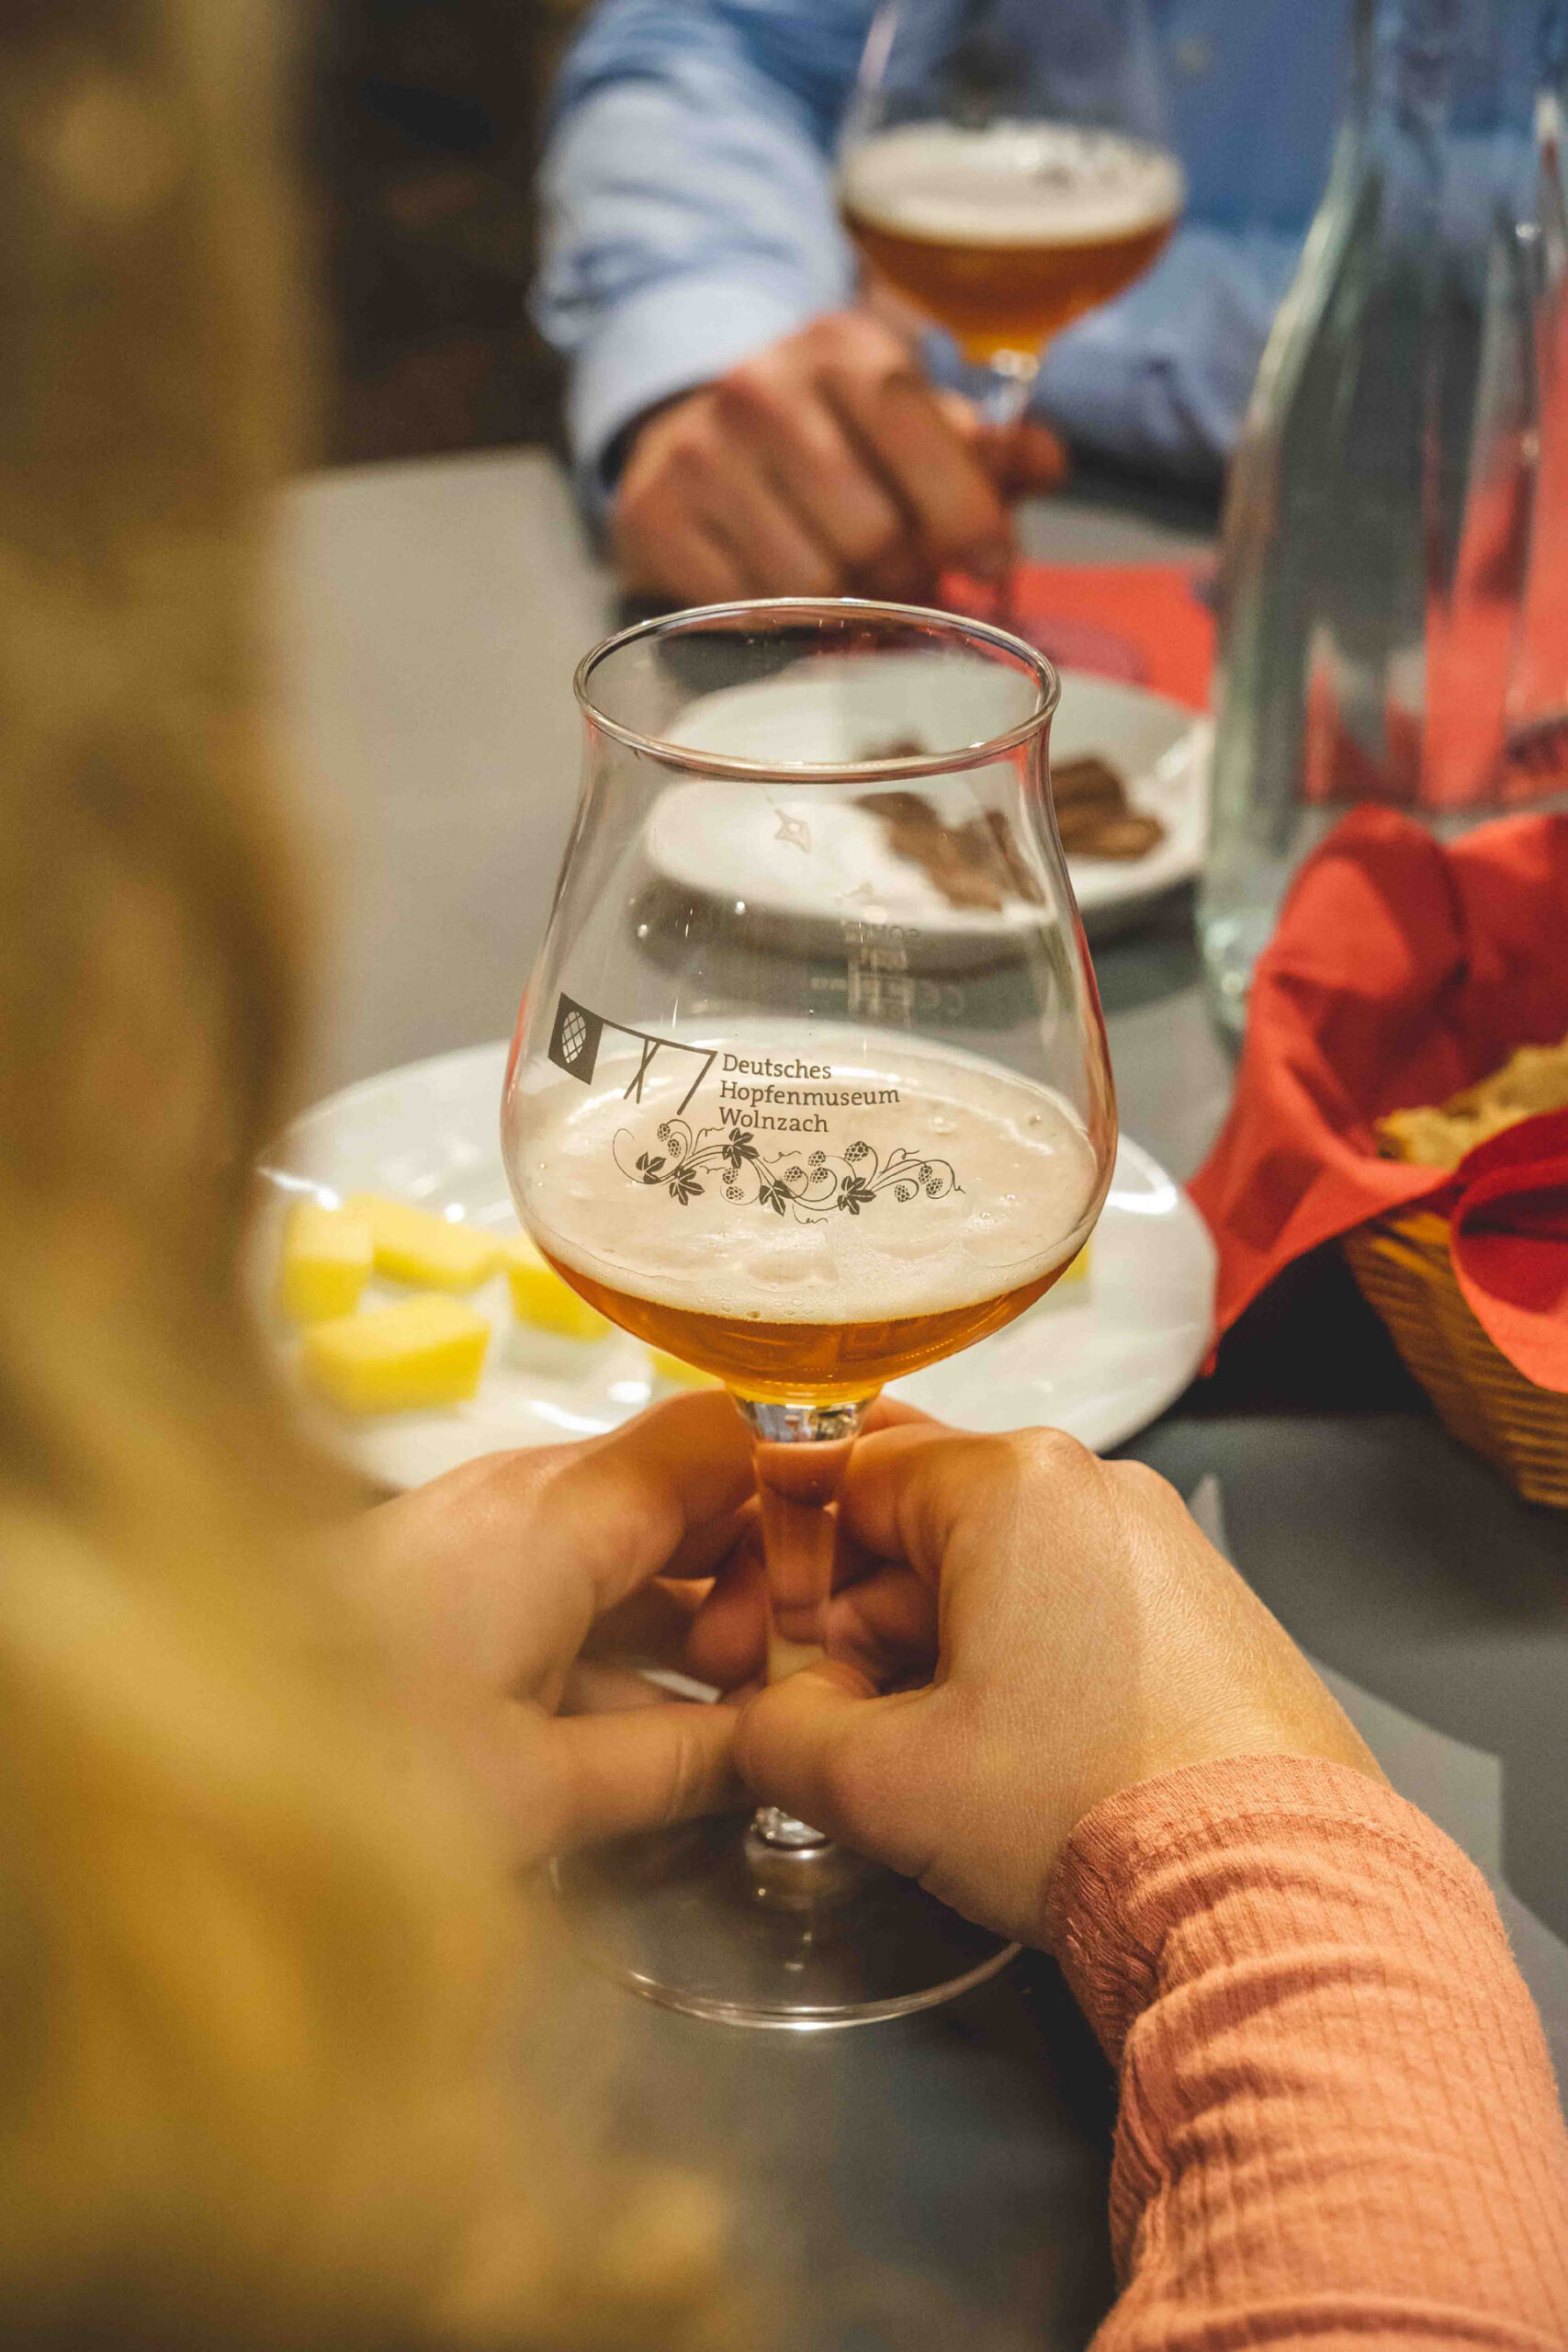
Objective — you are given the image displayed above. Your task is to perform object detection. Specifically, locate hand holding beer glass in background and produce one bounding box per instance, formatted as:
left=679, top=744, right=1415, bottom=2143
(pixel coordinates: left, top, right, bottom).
left=839, top=0, right=1182, bottom=614
left=502, top=602, right=1115, bottom=2024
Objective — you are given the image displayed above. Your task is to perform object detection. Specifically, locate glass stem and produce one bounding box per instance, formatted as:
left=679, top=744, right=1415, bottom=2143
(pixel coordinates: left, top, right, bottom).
left=734, top=1395, right=874, bottom=1852
left=977, top=352, right=1041, bottom=633
left=979, top=351, right=1039, bottom=432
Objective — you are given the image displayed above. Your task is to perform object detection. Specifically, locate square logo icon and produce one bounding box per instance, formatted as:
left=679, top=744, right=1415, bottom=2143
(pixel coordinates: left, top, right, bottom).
left=547, top=993, right=604, bottom=1084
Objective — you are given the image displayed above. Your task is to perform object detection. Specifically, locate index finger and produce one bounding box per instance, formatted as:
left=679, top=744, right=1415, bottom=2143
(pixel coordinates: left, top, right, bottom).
left=544, top=1390, right=756, bottom=1620
left=837, top=1423, right=1010, bottom=1581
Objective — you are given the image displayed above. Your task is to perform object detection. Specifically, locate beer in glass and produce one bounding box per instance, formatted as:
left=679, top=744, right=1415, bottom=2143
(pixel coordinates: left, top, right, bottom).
left=840, top=119, right=1180, bottom=367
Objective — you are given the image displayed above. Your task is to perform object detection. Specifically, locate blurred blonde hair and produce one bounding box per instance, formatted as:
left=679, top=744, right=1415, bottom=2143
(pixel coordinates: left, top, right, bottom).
left=0, top=6, right=716, bottom=2346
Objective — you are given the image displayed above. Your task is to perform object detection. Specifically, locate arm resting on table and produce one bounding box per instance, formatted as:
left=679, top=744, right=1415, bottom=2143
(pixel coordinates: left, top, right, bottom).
left=1047, top=1755, right=1568, bottom=2348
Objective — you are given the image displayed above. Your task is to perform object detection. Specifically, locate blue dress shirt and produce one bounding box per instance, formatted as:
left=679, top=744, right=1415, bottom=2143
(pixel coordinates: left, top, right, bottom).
left=537, top=0, right=1350, bottom=499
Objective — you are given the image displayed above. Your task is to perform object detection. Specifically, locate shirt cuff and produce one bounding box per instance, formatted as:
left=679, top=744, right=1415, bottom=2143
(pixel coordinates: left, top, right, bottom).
left=567, top=271, right=824, bottom=512
left=1043, top=1753, right=1495, bottom=2067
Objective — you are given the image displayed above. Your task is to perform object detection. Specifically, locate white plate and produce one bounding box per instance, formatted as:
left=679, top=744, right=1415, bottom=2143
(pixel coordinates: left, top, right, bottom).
left=264, top=1040, right=1215, bottom=1489
left=648, top=663, right=1209, bottom=952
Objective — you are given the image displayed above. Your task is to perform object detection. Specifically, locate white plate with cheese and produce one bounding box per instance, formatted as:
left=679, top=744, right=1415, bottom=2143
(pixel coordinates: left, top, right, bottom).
left=262, top=1039, right=1215, bottom=1492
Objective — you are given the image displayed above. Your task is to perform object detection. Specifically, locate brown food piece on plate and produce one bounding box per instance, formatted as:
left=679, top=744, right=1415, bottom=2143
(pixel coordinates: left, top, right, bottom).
left=922, top=847, right=1007, bottom=911
left=858, top=787, right=943, bottom=831
left=1052, top=752, right=1167, bottom=860
left=1051, top=753, right=1128, bottom=810
left=856, top=793, right=1046, bottom=912
left=1065, top=812, right=1164, bottom=861
left=858, top=740, right=1169, bottom=898
left=1375, top=1030, right=1568, bottom=1169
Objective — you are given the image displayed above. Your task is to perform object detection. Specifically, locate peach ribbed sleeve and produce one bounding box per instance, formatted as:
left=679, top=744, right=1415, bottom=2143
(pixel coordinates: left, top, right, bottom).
left=1044, top=1756, right=1568, bottom=2349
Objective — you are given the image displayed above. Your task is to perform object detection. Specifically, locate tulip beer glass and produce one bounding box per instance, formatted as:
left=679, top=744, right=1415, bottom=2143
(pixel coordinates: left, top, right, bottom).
left=839, top=0, right=1182, bottom=428
left=503, top=601, right=1115, bottom=2024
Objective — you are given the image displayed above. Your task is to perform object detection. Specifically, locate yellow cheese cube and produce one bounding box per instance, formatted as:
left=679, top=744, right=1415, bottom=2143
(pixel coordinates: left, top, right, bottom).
left=278, top=1202, right=373, bottom=1323
left=1057, top=1238, right=1091, bottom=1288
left=503, top=1235, right=612, bottom=1341
left=647, top=1347, right=723, bottom=1389
left=344, top=1193, right=501, bottom=1291
left=1039, top=1238, right=1092, bottom=1310
left=301, top=1295, right=490, bottom=1415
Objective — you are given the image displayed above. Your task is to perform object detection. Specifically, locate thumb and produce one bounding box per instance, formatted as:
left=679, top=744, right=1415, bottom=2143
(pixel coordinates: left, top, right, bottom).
left=735, top=1664, right=939, bottom=1879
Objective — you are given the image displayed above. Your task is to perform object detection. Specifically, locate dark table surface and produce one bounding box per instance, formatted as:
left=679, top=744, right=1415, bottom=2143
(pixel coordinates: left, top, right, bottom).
left=279, top=450, right=1568, bottom=2350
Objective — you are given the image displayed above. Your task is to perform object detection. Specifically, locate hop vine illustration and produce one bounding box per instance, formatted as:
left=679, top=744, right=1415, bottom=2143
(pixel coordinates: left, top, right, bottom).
left=613, top=1121, right=959, bottom=1222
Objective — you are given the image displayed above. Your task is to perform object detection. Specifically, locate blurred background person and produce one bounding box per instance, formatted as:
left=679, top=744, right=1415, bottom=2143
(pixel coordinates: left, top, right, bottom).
left=535, top=0, right=1348, bottom=602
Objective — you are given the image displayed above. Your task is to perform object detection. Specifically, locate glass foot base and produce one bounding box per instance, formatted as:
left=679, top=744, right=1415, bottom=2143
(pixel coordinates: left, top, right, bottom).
left=552, top=1813, right=1018, bottom=2028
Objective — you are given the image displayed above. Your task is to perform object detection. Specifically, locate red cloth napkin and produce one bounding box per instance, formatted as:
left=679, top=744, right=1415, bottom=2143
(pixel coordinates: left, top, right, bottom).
left=1188, top=806, right=1568, bottom=1391
left=940, top=561, right=1214, bottom=711
left=1447, top=1113, right=1568, bottom=1391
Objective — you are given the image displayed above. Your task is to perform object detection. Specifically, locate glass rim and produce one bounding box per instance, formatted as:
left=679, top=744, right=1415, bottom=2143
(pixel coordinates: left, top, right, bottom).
left=571, top=596, right=1061, bottom=783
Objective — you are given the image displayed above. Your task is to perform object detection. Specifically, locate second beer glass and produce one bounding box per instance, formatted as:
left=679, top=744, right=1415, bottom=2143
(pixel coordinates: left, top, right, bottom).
left=838, top=0, right=1182, bottom=426
left=503, top=601, right=1116, bottom=2025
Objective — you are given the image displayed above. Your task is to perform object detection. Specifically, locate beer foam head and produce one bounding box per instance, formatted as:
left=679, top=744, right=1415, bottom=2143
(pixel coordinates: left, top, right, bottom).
left=510, top=1023, right=1100, bottom=1327
left=840, top=119, right=1184, bottom=248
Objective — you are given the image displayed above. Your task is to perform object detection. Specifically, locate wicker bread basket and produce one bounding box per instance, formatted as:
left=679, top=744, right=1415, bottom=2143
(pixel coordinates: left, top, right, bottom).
left=1343, top=1207, right=1568, bottom=1509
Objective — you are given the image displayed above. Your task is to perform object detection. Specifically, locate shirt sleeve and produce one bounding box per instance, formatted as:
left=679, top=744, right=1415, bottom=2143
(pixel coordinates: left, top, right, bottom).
left=536, top=0, right=874, bottom=503
left=1045, top=1754, right=1568, bottom=2348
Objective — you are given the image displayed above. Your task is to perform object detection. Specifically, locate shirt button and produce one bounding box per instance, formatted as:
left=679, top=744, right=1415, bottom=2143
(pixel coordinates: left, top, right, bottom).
left=1173, top=34, right=1213, bottom=74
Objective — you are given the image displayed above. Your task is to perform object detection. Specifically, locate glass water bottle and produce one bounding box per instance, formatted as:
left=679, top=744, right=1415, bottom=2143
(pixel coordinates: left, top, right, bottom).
left=1199, top=0, right=1568, bottom=1038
